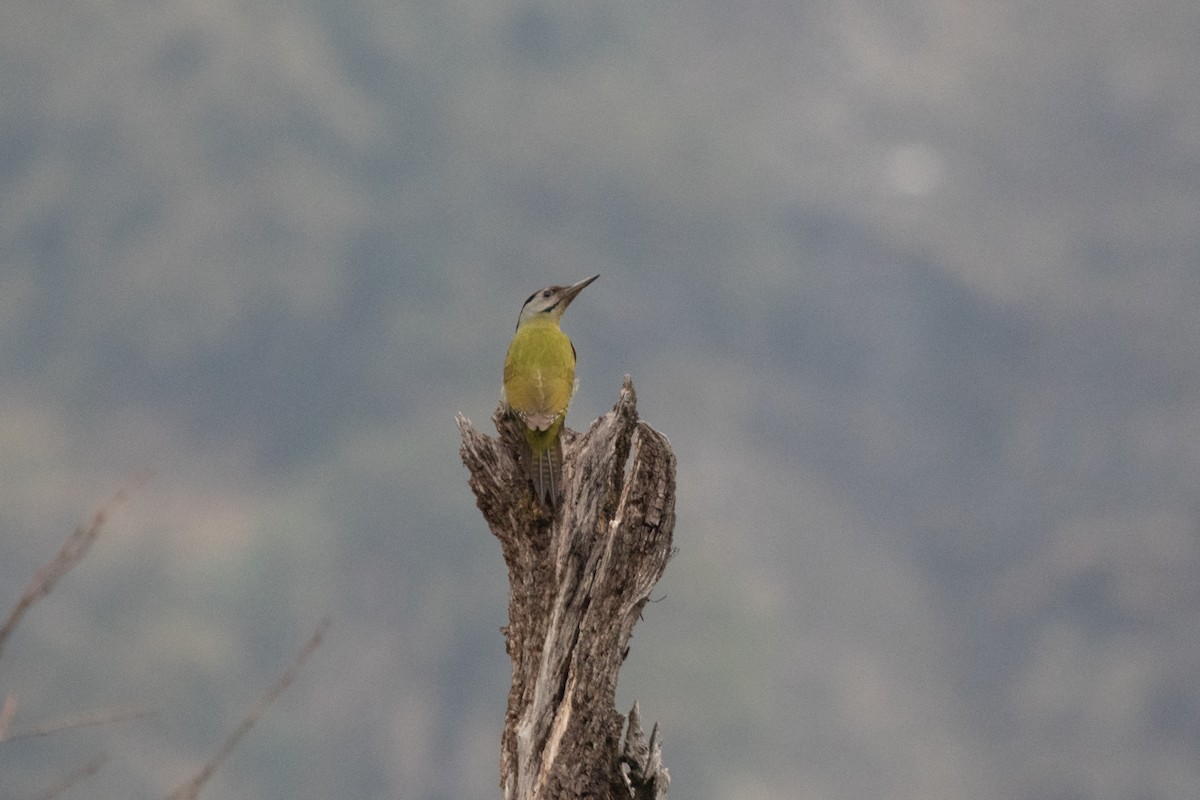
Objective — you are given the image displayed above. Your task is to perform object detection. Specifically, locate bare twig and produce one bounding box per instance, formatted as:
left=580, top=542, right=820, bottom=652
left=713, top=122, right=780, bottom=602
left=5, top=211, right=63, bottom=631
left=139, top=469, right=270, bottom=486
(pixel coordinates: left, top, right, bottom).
left=1, top=704, right=157, bottom=744
left=164, top=618, right=330, bottom=800
left=0, top=692, right=17, bottom=742
left=32, top=753, right=109, bottom=800
left=0, top=469, right=152, bottom=662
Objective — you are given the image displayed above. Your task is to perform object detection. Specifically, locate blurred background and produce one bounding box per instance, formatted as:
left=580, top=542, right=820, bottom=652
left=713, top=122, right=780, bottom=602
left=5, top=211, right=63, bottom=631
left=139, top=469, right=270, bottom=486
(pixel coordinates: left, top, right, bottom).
left=2, top=0, right=1199, bottom=798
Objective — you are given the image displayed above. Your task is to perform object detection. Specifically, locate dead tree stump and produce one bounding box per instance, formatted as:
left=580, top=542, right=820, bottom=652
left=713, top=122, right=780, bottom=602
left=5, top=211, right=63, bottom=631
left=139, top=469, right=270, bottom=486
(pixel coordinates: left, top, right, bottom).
left=457, top=376, right=675, bottom=800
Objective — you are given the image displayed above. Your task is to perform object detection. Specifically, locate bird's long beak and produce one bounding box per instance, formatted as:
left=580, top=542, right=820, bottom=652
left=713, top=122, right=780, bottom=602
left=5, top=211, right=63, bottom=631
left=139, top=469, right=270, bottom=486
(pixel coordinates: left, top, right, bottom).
left=560, top=274, right=599, bottom=307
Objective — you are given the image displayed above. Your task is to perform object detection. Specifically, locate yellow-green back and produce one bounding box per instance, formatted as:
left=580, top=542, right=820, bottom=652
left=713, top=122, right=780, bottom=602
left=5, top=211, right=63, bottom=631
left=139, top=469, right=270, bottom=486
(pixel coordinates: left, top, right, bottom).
left=503, top=316, right=575, bottom=454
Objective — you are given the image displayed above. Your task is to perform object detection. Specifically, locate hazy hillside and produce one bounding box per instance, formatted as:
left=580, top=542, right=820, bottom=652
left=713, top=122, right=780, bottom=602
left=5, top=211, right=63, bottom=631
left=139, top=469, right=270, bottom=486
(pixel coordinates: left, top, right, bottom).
left=2, top=1, right=1199, bottom=798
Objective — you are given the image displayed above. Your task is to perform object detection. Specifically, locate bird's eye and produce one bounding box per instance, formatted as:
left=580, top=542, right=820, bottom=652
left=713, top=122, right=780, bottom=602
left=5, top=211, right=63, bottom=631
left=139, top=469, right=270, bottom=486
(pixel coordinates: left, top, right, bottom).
left=543, top=290, right=553, bottom=298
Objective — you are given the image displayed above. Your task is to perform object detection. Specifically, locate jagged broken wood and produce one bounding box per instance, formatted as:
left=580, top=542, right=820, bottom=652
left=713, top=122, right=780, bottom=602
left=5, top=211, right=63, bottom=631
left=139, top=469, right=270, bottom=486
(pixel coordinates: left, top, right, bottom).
left=457, top=376, right=674, bottom=800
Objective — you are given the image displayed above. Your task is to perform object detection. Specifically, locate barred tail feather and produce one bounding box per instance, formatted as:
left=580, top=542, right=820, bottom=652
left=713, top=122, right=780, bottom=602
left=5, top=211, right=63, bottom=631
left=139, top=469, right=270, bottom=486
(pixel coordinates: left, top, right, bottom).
left=530, top=439, right=563, bottom=507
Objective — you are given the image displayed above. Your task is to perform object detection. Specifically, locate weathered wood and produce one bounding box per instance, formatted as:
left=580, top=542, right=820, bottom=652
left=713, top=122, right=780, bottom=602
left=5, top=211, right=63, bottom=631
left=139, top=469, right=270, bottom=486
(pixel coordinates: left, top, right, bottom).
left=457, top=376, right=675, bottom=800
left=622, top=703, right=670, bottom=800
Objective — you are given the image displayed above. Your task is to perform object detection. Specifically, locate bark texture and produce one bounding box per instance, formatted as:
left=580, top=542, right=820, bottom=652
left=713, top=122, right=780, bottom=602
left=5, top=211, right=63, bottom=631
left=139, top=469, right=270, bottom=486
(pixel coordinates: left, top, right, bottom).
left=457, top=376, right=674, bottom=800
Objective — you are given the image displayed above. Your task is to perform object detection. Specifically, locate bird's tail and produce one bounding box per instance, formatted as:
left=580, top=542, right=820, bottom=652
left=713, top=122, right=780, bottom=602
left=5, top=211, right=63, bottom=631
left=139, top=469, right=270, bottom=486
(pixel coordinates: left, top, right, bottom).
left=529, top=438, right=563, bottom=507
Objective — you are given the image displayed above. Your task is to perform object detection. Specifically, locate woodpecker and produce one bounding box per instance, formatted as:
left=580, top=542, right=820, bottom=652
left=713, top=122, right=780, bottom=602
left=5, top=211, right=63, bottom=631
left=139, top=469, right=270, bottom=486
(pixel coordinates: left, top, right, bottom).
left=502, top=275, right=599, bottom=506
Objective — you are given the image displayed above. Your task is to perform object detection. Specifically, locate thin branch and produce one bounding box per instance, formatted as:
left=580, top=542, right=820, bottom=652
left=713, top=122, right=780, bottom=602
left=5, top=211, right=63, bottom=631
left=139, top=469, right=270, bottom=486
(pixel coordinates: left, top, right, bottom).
left=0, top=704, right=157, bottom=744
left=32, top=753, right=109, bottom=800
left=0, top=469, right=152, bottom=662
left=164, top=618, right=330, bottom=800
left=0, top=692, right=17, bottom=742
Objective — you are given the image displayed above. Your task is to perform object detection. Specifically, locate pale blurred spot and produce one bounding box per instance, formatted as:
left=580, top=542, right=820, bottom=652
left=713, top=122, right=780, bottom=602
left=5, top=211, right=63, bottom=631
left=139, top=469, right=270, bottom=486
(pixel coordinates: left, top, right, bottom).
left=164, top=491, right=259, bottom=570
left=834, top=651, right=895, bottom=733
left=143, top=613, right=237, bottom=669
left=885, top=143, right=944, bottom=197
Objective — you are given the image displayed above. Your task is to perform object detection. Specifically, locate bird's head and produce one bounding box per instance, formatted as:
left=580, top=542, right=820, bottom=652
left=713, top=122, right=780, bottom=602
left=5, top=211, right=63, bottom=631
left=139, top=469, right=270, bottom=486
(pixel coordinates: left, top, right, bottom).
left=516, top=274, right=599, bottom=328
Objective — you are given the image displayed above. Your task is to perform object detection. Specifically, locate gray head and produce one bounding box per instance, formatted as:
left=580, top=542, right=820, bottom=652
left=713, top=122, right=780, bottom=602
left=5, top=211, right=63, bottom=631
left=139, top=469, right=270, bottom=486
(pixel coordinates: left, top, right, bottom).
left=516, top=274, right=599, bottom=329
